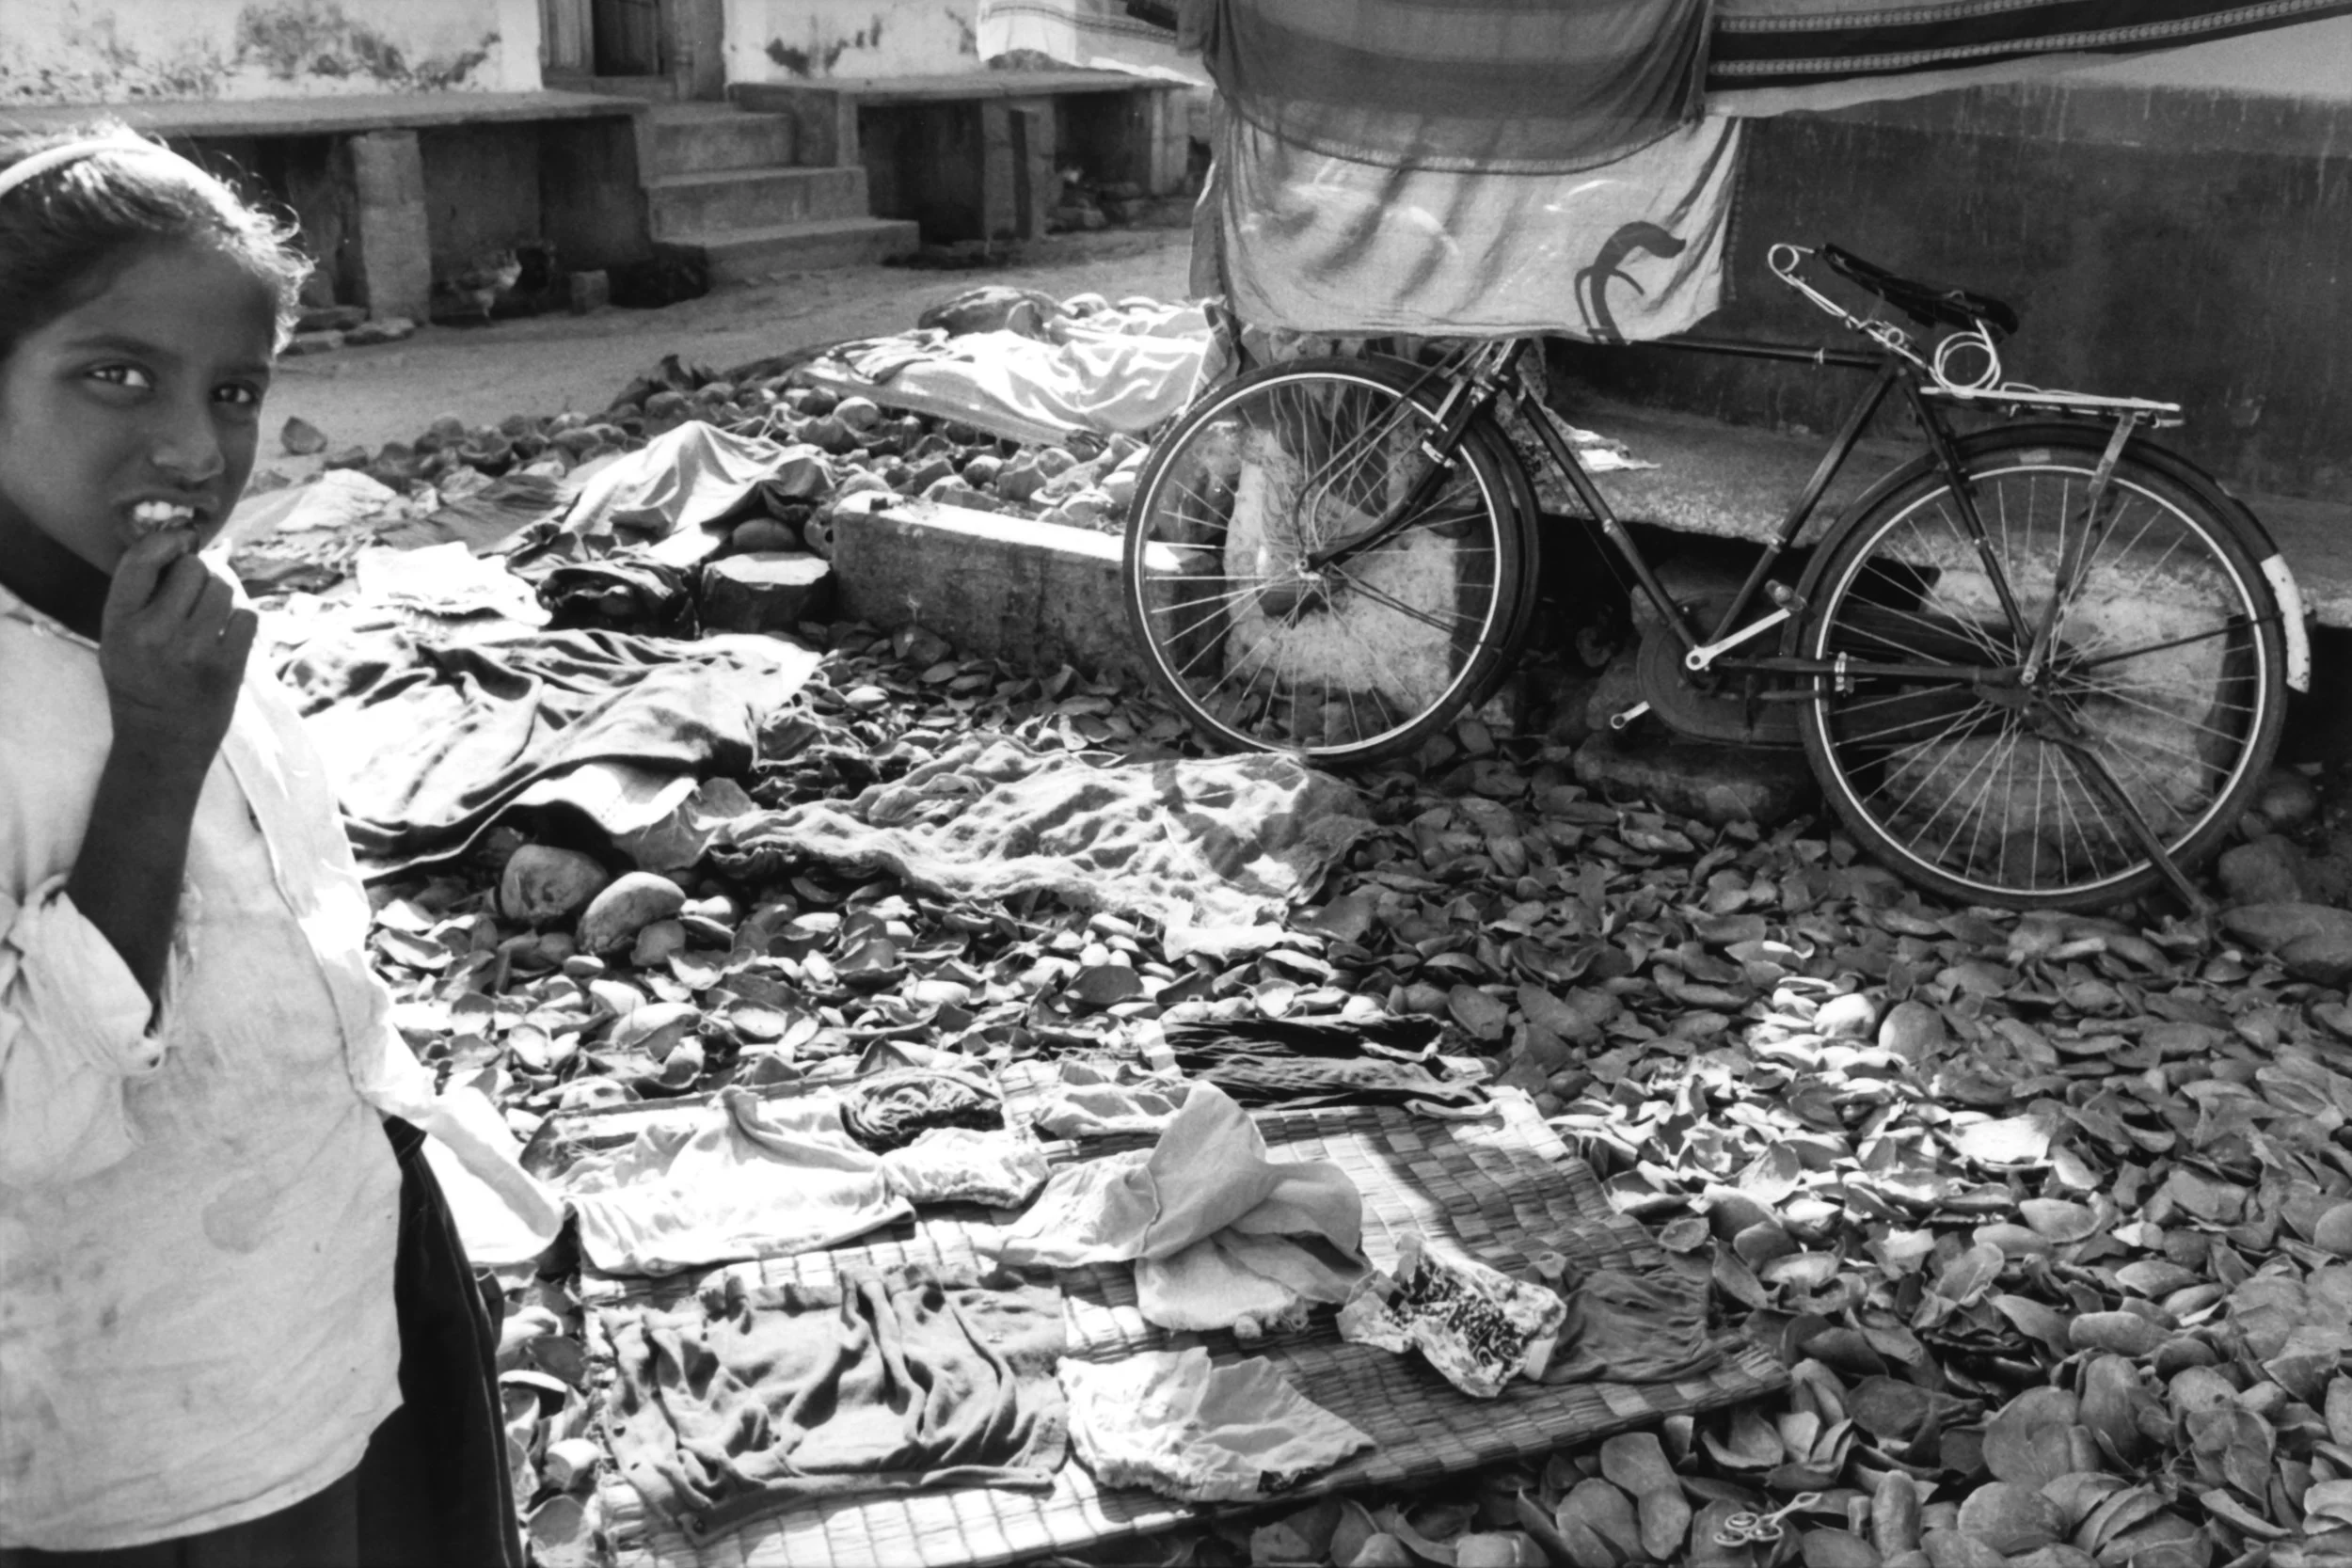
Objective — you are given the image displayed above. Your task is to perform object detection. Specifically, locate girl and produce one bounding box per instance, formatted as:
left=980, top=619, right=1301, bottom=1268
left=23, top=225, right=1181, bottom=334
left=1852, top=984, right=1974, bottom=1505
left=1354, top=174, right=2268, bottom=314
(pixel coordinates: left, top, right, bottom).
left=0, top=127, right=544, bottom=1565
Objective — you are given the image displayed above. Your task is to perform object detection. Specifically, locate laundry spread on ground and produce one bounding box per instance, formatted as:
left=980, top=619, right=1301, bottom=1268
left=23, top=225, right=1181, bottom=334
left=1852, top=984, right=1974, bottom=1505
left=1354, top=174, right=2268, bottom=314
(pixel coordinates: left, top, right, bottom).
left=803, top=295, right=1211, bottom=448
left=555, top=1089, right=911, bottom=1275
left=993, top=1082, right=1368, bottom=1335
left=1061, top=1349, right=1372, bottom=1503
left=273, top=618, right=818, bottom=875
left=707, top=736, right=1373, bottom=958
left=1163, top=1016, right=1490, bottom=1117
left=603, top=1261, right=1069, bottom=1538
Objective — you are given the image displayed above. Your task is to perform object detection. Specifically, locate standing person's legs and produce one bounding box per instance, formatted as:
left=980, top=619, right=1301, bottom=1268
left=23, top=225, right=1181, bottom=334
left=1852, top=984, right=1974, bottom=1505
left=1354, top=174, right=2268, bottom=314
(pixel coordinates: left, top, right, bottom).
left=355, top=1119, right=522, bottom=1568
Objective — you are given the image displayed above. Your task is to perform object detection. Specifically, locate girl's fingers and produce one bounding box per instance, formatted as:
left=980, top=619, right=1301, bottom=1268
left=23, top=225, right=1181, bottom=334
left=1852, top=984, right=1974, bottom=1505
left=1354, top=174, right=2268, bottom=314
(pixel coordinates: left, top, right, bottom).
left=103, top=530, right=195, bottom=622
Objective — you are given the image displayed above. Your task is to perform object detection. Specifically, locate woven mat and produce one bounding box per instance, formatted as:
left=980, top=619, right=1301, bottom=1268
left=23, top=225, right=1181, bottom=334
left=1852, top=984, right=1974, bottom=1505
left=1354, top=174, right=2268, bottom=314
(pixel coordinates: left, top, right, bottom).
left=585, top=1092, right=1786, bottom=1568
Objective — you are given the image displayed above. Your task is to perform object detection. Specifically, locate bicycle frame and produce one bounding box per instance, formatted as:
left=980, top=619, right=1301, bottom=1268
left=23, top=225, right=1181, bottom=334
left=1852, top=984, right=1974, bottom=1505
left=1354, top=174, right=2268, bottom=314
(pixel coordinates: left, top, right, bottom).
left=1308, top=331, right=2026, bottom=689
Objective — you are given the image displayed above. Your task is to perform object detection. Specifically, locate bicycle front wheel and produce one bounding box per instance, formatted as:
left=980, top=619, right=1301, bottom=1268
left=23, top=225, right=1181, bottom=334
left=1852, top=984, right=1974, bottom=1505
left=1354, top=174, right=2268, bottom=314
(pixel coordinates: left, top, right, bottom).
left=1798, top=431, right=2287, bottom=910
left=1121, top=357, right=1534, bottom=767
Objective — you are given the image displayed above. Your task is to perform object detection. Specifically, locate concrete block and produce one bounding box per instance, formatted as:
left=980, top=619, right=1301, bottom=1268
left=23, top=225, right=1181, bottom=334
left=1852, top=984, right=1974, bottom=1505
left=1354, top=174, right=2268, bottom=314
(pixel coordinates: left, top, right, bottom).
left=699, top=551, right=835, bottom=632
left=1572, top=727, right=1816, bottom=828
left=833, top=501, right=1144, bottom=682
left=350, top=130, right=433, bottom=325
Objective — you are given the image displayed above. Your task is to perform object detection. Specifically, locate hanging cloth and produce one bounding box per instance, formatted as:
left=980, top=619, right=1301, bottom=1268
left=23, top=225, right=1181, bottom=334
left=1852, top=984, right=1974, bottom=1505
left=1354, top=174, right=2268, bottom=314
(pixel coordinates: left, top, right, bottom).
left=1185, top=0, right=1711, bottom=175
left=1706, top=0, right=2352, bottom=111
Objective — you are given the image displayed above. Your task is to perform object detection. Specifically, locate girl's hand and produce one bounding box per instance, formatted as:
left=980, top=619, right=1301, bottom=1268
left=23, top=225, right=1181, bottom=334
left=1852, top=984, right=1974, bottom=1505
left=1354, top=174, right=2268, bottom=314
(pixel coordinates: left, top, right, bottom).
left=97, top=531, right=257, bottom=767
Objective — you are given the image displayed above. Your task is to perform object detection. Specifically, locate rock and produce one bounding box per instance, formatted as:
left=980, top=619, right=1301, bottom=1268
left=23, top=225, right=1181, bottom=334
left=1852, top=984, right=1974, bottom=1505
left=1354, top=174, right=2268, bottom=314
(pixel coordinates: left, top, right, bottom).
left=727, top=517, right=802, bottom=554
left=2221, top=902, right=2352, bottom=983
left=834, top=395, right=882, bottom=432
left=698, top=551, right=835, bottom=634
left=630, top=917, right=688, bottom=969
left=2070, top=1311, right=2165, bottom=1357
left=541, top=1436, right=600, bottom=1491
left=2217, top=837, right=2309, bottom=907
left=577, top=872, right=689, bottom=957
left=1815, top=992, right=1879, bottom=1038
left=1879, top=999, right=1946, bottom=1063
left=961, top=453, right=1005, bottom=487
left=343, top=315, right=416, bottom=346
left=283, top=329, right=343, bottom=356
left=1572, top=729, right=1816, bottom=828
left=2256, top=767, right=2321, bottom=831
left=279, top=416, right=329, bottom=456
left=500, top=846, right=612, bottom=927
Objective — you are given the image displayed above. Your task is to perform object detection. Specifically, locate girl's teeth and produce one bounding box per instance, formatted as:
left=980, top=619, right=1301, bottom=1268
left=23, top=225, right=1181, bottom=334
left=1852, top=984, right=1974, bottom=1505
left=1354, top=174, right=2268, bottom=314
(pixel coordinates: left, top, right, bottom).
left=130, top=502, right=198, bottom=536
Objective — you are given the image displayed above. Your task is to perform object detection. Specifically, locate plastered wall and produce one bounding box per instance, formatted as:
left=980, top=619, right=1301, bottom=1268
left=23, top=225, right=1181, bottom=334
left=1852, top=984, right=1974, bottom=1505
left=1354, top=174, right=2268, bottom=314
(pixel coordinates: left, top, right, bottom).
left=0, top=0, right=544, bottom=103
left=723, top=0, right=978, bottom=84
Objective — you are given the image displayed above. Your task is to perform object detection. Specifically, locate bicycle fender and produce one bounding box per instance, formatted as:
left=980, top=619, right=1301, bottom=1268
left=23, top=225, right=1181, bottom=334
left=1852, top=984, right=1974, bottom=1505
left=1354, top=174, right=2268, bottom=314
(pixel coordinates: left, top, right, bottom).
left=1793, top=427, right=2312, bottom=692
left=1968, top=422, right=2312, bottom=694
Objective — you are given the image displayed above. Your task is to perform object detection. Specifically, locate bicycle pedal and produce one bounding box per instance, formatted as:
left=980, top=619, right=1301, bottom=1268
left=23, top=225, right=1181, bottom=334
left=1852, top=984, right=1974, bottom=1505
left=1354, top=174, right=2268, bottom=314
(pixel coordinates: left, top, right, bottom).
left=1608, top=701, right=1650, bottom=732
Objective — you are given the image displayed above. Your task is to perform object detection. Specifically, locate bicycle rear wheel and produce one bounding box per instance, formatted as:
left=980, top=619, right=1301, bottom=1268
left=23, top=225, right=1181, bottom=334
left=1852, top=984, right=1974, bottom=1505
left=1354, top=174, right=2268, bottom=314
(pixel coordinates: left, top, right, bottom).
left=1122, top=357, right=1534, bottom=767
left=1797, top=429, right=2287, bottom=910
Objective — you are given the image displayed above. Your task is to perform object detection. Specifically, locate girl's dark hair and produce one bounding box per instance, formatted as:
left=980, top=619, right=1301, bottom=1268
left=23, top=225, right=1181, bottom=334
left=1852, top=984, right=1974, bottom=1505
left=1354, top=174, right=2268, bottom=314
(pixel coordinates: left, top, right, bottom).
left=0, top=122, right=312, bottom=361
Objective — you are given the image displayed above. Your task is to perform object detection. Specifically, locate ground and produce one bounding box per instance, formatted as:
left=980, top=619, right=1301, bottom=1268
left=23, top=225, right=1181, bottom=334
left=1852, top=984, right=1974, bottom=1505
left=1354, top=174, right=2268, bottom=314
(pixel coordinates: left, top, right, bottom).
left=265, top=230, right=1192, bottom=468
left=257, top=240, right=2352, bottom=1568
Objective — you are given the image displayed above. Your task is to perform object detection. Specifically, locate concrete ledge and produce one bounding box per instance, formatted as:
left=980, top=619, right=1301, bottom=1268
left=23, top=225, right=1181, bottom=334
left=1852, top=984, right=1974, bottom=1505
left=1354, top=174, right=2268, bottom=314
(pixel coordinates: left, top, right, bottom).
left=832, top=501, right=1141, bottom=680
left=0, top=89, right=649, bottom=139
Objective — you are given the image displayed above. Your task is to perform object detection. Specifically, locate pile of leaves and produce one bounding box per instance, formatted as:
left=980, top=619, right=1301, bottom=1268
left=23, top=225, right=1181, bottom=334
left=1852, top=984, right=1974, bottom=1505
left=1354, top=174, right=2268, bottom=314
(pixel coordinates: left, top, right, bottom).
left=350, top=615, right=2352, bottom=1568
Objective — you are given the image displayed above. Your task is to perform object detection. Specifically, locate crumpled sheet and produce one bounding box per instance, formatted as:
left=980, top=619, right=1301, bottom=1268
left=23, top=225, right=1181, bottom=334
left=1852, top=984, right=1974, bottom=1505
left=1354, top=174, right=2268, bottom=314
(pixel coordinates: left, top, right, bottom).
left=707, top=737, right=1371, bottom=958
left=604, top=1262, right=1069, bottom=1540
left=274, top=618, right=818, bottom=876
left=556, top=1089, right=911, bottom=1275
left=992, top=1082, right=1367, bottom=1332
left=805, top=297, right=1210, bottom=447
left=506, top=421, right=831, bottom=580
left=1062, top=1349, right=1371, bottom=1503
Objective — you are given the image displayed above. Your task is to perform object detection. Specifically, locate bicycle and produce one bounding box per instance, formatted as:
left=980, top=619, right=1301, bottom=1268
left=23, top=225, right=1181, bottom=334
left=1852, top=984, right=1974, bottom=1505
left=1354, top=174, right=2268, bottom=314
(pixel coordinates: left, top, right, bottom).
left=1120, top=243, right=2314, bottom=911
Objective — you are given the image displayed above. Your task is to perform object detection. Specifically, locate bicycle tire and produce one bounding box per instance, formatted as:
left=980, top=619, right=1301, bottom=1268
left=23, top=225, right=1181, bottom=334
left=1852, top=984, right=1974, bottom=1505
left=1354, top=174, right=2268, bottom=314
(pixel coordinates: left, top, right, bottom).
left=1122, top=356, right=1537, bottom=767
left=1796, top=427, right=2288, bottom=910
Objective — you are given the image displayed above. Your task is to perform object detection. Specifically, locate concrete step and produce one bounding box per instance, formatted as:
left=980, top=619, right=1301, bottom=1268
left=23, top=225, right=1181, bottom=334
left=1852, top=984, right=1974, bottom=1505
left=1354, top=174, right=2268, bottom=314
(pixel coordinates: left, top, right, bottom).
left=649, top=103, right=797, bottom=175
left=672, top=215, right=921, bottom=283
left=649, top=165, right=869, bottom=238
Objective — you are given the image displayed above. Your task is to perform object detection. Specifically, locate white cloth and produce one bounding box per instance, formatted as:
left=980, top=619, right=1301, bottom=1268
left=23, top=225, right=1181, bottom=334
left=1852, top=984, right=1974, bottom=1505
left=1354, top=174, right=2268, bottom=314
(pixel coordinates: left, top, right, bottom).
left=558, top=1089, right=911, bottom=1275
left=0, top=575, right=553, bottom=1550
left=1061, top=1349, right=1372, bottom=1502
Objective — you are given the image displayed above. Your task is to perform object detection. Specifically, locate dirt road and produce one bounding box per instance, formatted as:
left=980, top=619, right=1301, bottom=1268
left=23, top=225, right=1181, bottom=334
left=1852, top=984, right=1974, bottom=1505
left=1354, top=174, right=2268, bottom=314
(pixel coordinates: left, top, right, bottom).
left=262, top=229, right=1194, bottom=479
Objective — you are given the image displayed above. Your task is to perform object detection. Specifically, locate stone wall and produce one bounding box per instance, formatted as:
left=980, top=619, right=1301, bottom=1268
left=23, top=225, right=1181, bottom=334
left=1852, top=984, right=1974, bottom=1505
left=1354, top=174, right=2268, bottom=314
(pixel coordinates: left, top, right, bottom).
left=0, top=0, right=543, bottom=103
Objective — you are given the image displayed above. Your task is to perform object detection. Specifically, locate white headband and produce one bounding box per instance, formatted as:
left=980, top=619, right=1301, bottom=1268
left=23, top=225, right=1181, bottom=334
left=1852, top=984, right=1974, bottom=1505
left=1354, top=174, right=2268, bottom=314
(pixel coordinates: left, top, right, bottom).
left=0, top=135, right=203, bottom=203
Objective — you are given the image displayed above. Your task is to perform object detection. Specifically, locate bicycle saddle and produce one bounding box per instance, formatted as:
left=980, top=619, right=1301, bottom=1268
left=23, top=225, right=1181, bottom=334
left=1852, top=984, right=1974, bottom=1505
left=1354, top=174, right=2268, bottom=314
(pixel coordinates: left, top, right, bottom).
left=1820, top=244, right=2020, bottom=339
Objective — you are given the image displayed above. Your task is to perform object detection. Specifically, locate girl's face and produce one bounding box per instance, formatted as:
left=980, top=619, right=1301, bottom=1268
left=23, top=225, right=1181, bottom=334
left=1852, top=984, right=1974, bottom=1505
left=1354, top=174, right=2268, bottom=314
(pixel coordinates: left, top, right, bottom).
left=0, top=238, right=278, bottom=625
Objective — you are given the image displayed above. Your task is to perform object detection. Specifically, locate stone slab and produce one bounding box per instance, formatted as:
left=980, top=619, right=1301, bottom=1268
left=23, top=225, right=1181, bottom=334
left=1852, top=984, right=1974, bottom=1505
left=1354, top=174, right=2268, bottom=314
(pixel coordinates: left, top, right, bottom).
left=831, top=501, right=1141, bottom=683
left=700, top=550, right=835, bottom=634
left=0, top=89, right=646, bottom=138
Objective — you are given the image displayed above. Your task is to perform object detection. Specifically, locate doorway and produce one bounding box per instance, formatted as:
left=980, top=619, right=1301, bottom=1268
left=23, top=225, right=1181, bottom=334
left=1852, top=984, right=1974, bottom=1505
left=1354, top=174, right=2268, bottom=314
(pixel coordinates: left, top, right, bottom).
left=540, top=0, right=725, bottom=99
